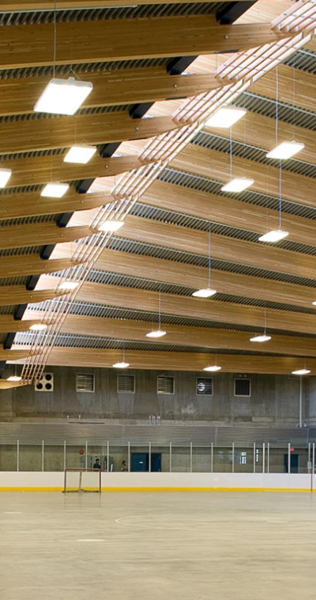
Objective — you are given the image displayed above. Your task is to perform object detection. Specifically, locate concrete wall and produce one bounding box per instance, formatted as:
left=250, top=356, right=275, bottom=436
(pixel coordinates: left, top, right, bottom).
left=0, top=366, right=309, bottom=426
left=0, top=471, right=313, bottom=492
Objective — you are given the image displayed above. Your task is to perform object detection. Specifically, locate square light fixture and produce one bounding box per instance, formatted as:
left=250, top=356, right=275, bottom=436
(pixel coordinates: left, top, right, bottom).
left=267, top=141, right=305, bottom=160
left=292, top=369, right=311, bottom=375
left=29, top=323, right=48, bottom=331
left=203, top=365, right=221, bottom=372
left=0, top=168, right=12, bottom=188
left=34, top=77, right=93, bottom=115
left=258, top=229, right=289, bottom=243
left=64, top=144, right=97, bottom=164
left=221, top=178, right=254, bottom=193
left=113, top=361, right=130, bottom=369
left=249, top=334, right=271, bottom=343
left=58, top=281, right=79, bottom=291
left=146, top=329, right=166, bottom=338
left=99, top=220, right=124, bottom=233
left=41, top=182, right=69, bottom=198
left=192, top=287, right=217, bottom=299
left=7, top=376, right=22, bottom=382
left=206, top=107, right=247, bottom=128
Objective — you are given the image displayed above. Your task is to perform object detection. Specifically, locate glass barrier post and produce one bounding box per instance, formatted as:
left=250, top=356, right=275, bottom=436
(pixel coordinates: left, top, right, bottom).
left=232, top=442, right=235, bottom=473
left=42, top=440, right=45, bottom=472
left=312, top=443, right=315, bottom=493
left=63, top=441, right=67, bottom=470
left=211, top=442, right=214, bottom=473
left=288, top=443, right=291, bottom=474
left=262, top=442, right=265, bottom=474
left=128, top=441, right=131, bottom=472
left=106, top=441, right=109, bottom=472
left=169, top=442, right=172, bottom=473
left=267, top=442, right=270, bottom=473
left=190, top=442, right=193, bottom=473
left=149, top=442, right=151, bottom=473
left=253, top=442, right=256, bottom=473
left=17, top=440, right=19, bottom=472
left=85, top=441, right=88, bottom=470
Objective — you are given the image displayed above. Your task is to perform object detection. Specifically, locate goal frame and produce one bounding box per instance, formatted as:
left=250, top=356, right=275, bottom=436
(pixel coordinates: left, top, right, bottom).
left=63, top=468, right=102, bottom=493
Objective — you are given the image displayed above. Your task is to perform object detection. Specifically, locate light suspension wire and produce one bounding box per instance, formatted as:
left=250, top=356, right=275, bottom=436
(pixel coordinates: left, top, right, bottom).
left=207, top=228, right=212, bottom=289
left=279, top=161, right=282, bottom=230
left=275, top=67, right=279, bottom=145
left=53, top=0, right=57, bottom=78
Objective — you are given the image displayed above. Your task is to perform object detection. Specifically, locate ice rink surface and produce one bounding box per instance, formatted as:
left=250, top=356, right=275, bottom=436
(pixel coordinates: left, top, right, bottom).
left=1, top=491, right=316, bottom=600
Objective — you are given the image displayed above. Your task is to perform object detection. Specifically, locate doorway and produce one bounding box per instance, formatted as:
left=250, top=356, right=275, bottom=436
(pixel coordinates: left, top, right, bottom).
left=131, top=452, right=162, bottom=472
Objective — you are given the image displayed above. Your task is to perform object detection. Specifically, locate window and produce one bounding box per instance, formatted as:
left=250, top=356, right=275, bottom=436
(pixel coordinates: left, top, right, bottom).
left=76, top=373, right=95, bottom=393
left=196, top=377, right=213, bottom=395
left=239, top=452, right=247, bottom=465
left=157, top=375, right=174, bottom=395
left=117, top=374, right=135, bottom=393
left=234, top=378, right=251, bottom=397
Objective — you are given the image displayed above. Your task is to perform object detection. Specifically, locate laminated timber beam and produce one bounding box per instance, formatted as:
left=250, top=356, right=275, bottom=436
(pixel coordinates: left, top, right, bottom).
left=0, top=17, right=294, bottom=69
left=116, top=215, right=316, bottom=282
left=0, top=316, right=50, bottom=334
left=75, top=282, right=316, bottom=337
left=171, top=145, right=316, bottom=209
left=41, top=347, right=316, bottom=374
left=0, top=113, right=180, bottom=156
left=0, top=189, right=112, bottom=221
left=59, top=313, right=316, bottom=358
left=5, top=0, right=242, bottom=9
left=0, top=154, right=141, bottom=190
left=0, top=255, right=84, bottom=279
left=0, top=286, right=66, bottom=306
left=0, top=223, right=92, bottom=251
left=251, top=64, right=316, bottom=115
left=0, top=349, right=38, bottom=360
left=0, top=380, right=26, bottom=390
left=141, top=181, right=316, bottom=248
left=96, top=249, right=316, bottom=310
left=0, top=71, right=224, bottom=117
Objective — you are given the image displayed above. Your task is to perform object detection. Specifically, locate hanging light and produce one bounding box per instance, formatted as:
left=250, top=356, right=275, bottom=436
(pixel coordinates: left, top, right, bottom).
left=221, top=177, right=254, bottom=193
left=204, top=365, right=222, bottom=372
left=99, top=220, right=124, bottom=233
left=7, top=375, right=22, bottom=382
left=58, top=281, right=79, bottom=291
left=113, top=349, right=129, bottom=368
left=146, top=290, right=166, bottom=338
left=267, top=141, right=305, bottom=160
left=206, top=107, right=247, bottom=128
left=0, top=168, right=12, bottom=188
left=193, top=229, right=217, bottom=299
left=34, top=78, right=93, bottom=115
left=259, top=163, right=288, bottom=243
left=29, top=323, right=48, bottom=331
left=41, top=182, right=69, bottom=198
left=250, top=334, right=271, bottom=343
left=292, top=369, right=311, bottom=375
left=64, top=144, right=97, bottom=164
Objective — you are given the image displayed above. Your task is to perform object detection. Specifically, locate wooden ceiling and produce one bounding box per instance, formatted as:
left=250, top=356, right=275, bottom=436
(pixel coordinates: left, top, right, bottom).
left=2, top=0, right=316, bottom=379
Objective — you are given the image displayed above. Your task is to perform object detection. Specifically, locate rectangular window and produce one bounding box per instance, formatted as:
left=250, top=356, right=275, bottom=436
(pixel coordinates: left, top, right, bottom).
left=117, top=374, right=135, bottom=394
left=76, top=373, right=95, bottom=393
left=196, top=377, right=213, bottom=395
left=157, top=375, right=174, bottom=395
left=234, top=378, right=251, bottom=397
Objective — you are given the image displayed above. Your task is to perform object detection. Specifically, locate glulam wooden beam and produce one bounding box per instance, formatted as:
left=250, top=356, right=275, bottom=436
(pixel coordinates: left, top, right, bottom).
left=0, top=255, right=83, bottom=279
left=0, top=70, right=223, bottom=117
left=0, top=286, right=66, bottom=306
left=0, top=317, right=47, bottom=334
left=75, top=282, right=316, bottom=337
left=0, top=113, right=180, bottom=156
left=96, top=249, right=316, bottom=310
left=0, top=223, right=92, bottom=251
left=60, top=313, right=316, bottom=358
left=251, top=64, right=316, bottom=115
left=5, top=0, right=238, bottom=10
left=0, top=17, right=292, bottom=69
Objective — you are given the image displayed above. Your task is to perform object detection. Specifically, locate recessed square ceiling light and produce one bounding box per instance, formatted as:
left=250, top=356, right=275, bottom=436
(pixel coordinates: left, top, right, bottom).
left=221, top=178, right=254, bottom=193
left=41, top=182, right=69, bottom=198
left=59, top=281, right=79, bottom=291
left=267, top=141, right=305, bottom=160
left=206, top=107, right=247, bottom=128
left=192, top=288, right=217, bottom=298
left=258, top=229, right=289, bottom=243
left=34, top=77, right=93, bottom=115
left=99, top=220, right=124, bottom=232
left=64, top=144, right=97, bottom=164
left=0, top=168, right=12, bottom=188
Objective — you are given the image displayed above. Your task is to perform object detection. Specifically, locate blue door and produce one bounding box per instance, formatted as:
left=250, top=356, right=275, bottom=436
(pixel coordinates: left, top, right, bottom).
left=131, top=453, right=149, bottom=472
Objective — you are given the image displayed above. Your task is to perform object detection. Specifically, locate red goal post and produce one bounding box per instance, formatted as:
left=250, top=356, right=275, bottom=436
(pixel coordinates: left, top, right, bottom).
left=63, top=468, right=102, bottom=493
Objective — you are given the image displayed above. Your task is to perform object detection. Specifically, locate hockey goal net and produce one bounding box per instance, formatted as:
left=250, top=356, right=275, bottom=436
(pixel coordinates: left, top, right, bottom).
left=63, top=468, right=102, bottom=493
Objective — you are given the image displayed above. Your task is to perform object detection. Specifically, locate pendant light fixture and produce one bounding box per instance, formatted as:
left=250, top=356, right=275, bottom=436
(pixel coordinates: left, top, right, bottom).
left=99, top=220, right=124, bottom=233
left=292, top=369, right=311, bottom=375
left=250, top=307, right=272, bottom=343
left=113, top=349, right=130, bottom=369
left=146, top=289, right=166, bottom=338
left=64, top=144, right=97, bottom=164
left=34, top=3, right=93, bottom=115
left=192, top=229, right=217, bottom=298
left=266, top=66, right=304, bottom=160
left=206, top=106, right=247, bottom=129
left=221, top=127, right=254, bottom=193
left=259, top=163, right=289, bottom=243
left=0, top=168, right=12, bottom=188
